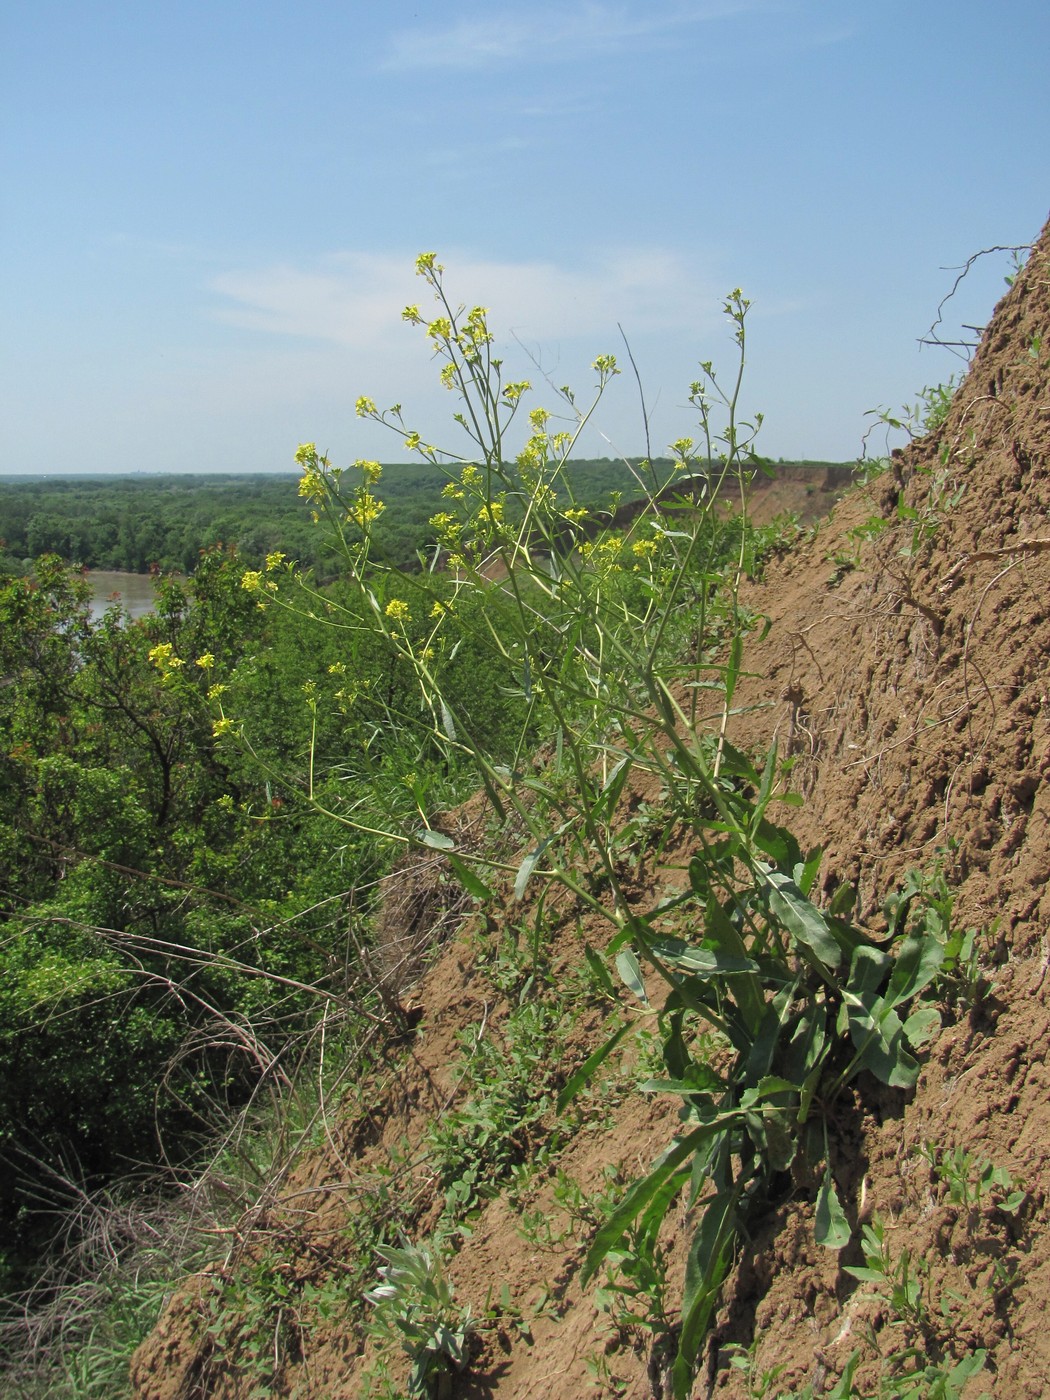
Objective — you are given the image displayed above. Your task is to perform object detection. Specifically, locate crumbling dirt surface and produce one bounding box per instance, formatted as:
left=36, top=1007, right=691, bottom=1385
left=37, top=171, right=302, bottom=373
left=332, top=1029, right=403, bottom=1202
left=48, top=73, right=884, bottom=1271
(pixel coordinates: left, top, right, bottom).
left=130, top=221, right=1050, bottom=1399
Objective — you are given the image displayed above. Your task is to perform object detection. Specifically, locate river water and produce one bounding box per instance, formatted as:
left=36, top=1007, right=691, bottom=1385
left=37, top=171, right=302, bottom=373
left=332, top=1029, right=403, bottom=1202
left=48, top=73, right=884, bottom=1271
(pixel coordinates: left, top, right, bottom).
left=87, top=571, right=159, bottom=621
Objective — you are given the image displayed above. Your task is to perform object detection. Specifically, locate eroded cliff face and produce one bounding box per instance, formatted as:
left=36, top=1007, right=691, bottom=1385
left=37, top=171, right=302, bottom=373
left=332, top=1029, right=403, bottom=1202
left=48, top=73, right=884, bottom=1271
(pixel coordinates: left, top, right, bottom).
left=131, top=221, right=1050, bottom=1400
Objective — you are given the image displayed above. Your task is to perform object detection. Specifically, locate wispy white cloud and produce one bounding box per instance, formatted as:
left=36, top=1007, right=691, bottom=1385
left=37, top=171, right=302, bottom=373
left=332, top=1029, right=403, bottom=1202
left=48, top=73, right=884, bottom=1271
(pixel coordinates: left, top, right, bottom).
left=380, top=0, right=773, bottom=74
left=209, top=247, right=722, bottom=351
left=205, top=247, right=732, bottom=462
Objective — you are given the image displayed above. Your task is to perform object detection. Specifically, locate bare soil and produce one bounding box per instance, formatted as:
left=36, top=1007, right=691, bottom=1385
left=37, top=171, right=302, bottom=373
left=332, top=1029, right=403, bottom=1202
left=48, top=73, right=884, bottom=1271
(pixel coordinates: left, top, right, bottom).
left=130, top=221, right=1050, bottom=1400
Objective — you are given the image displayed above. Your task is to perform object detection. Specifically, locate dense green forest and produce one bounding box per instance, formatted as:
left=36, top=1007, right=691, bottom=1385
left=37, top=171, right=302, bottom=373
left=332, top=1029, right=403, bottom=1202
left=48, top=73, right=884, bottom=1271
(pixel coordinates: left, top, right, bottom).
left=0, top=458, right=843, bottom=579
left=0, top=462, right=680, bottom=577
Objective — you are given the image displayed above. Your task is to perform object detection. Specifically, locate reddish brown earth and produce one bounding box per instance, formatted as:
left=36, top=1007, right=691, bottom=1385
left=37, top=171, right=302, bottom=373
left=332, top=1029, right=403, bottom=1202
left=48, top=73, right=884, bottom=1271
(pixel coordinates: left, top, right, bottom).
left=130, top=220, right=1050, bottom=1399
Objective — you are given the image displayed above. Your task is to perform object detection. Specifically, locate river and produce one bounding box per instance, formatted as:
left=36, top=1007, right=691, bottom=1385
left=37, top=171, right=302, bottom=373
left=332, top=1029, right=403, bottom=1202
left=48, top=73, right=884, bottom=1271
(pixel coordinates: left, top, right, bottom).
left=86, top=571, right=160, bottom=621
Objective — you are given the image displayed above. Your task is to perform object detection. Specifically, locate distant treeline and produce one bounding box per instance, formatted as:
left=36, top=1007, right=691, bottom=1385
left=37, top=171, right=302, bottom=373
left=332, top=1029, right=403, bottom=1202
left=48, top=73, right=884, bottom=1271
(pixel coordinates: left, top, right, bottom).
left=0, top=459, right=847, bottom=578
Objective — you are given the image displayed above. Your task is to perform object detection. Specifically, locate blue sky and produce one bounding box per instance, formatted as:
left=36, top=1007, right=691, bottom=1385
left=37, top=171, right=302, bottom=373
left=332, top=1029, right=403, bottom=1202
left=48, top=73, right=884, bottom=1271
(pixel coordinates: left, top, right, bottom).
left=2, top=0, right=1048, bottom=475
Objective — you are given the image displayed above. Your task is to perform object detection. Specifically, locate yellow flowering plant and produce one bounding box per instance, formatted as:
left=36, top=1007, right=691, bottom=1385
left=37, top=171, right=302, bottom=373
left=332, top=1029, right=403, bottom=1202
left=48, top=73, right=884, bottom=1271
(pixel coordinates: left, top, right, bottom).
left=264, top=263, right=947, bottom=1398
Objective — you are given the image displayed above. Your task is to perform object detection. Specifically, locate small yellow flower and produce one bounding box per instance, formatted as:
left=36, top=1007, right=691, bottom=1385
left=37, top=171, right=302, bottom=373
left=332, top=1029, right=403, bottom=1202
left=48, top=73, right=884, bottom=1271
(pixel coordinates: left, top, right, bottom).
left=207, top=683, right=228, bottom=700
left=347, top=491, right=385, bottom=528
left=385, top=598, right=411, bottom=623
left=429, top=601, right=446, bottom=618
left=241, top=570, right=263, bottom=591
left=298, top=470, right=325, bottom=502
left=265, top=551, right=286, bottom=570
left=354, top=459, right=382, bottom=482
left=355, top=396, right=378, bottom=417
left=328, top=661, right=347, bottom=675
left=147, top=642, right=173, bottom=668
left=195, top=652, right=215, bottom=670
left=212, top=717, right=234, bottom=738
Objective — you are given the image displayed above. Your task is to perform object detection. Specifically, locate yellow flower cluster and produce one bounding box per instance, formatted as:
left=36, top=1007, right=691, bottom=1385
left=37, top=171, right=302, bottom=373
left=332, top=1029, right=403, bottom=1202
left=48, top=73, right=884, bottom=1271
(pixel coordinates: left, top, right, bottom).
left=298, top=470, right=325, bottom=503
left=347, top=491, right=385, bottom=529
left=580, top=536, right=624, bottom=574
left=147, top=642, right=184, bottom=674
left=385, top=598, right=411, bottom=623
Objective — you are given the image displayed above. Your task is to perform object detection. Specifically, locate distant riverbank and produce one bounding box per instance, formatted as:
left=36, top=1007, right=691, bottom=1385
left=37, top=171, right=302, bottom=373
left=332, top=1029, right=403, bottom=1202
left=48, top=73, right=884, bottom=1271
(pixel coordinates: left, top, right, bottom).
left=87, top=570, right=159, bottom=620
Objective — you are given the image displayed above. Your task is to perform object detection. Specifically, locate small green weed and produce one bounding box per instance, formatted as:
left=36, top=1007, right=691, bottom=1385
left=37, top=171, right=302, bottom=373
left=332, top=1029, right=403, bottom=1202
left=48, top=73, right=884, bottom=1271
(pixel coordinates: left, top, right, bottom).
left=364, top=1238, right=473, bottom=1399
left=920, top=1144, right=1025, bottom=1216
left=844, top=1218, right=928, bottom=1334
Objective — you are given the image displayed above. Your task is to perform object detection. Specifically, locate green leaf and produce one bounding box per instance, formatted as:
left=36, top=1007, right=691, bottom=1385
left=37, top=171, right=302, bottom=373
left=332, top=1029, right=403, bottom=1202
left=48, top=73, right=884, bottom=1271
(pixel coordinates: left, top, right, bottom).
left=844, top=993, right=919, bottom=1089
left=648, top=937, right=758, bottom=977
left=673, top=1187, right=739, bottom=1398
left=702, top=897, right=764, bottom=1033
left=615, top=949, right=648, bottom=1005
left=419, top=828, right=454, bottom=851
left=746, top=986, right=800, bottom=1083
left=513, top=840, right=549, bottom=900
left=584, top=943, right=616, bottom=997
left=707, top=736, right=757, bottom=784
left=744, top=1103, right=797, bottom=1173
left=639, top=1066, right=722, bottom=1097
left=581, top=1120, right=738, bottom=1286
left=439, top=698, right=457, bottom=742
left=557, top=1019, right=632, bottom=1113
left=797, top=846, right=824, bottom=898
left=763, top=870, right=842, bottom=970
left=887, top=928, right=946, bottom=1005
left=593, top=754, right=631, bottom=823
left=446, top=853, right=495, bottom=901
left=902, top=1005, right=941, bottom=1048
left=754, top=742, right=778, bottom=819
left=848, top=944, right=892, bottom=998
left=815, top=1168, right=851, bottom=1250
